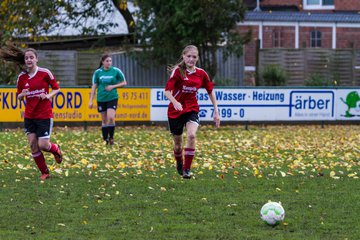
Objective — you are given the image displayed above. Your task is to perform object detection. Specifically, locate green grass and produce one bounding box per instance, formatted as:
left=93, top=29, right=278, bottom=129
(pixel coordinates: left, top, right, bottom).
left=0, top=125, right=359, bottom=239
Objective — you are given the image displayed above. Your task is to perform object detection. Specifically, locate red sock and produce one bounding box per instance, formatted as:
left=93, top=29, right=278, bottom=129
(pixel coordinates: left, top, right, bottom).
left=174, top=149, right=183, bottom=163
left=45, top=142, right=58, bottom=155
left=32, top=151, right=49, bottom=174
left=184, top=148, right=195, bottom=170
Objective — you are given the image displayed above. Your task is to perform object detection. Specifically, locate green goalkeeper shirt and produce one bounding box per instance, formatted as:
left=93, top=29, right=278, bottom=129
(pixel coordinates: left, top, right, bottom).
left=92, top=66, right=125, bottom=102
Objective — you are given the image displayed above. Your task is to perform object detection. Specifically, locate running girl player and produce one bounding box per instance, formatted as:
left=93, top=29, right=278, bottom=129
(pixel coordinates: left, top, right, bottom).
left=164, top=45, right=220, bottom=179
left=0, top=45, right=62, bottom=180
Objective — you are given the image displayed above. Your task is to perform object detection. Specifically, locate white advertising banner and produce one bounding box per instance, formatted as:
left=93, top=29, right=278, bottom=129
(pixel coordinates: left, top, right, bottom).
left=151, top=88, right=360, bottom=121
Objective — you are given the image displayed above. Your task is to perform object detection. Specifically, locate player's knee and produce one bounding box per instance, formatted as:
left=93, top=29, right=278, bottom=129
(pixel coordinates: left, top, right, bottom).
left=29, top=141, right=39, bottom=152
left=174, top=145, right=182, bottom=152
left=37, top=142, right=48, bottom=151
left=187, top=133, right=196, bottom=142
left=108, top=118, right=115, bottom=124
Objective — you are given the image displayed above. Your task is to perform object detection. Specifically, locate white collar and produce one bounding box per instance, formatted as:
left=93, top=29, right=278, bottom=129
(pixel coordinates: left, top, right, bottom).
left=186, top=68, right=196, bottom=74
left=28, top=67, right=39, bottom=79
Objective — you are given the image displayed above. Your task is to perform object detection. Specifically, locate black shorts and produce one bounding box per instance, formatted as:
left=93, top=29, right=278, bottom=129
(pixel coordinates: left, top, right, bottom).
left=24, top=118, right=53, bottom=138
left=168, top=111, right=200, bottom=135
left=97, top=99, right=118, bottom=113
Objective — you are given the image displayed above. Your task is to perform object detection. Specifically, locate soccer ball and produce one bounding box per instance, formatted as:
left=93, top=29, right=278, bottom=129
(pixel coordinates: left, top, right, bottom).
left=260, top=202, right=285, bottom=225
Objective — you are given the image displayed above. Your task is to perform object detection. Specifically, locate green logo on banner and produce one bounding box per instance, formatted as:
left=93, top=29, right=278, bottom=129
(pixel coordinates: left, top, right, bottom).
left=341, top=91, right=360, bottom=117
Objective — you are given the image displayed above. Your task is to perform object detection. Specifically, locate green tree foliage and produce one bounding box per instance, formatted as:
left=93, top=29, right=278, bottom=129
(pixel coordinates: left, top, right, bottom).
left=133, top=0, right=251, bottom=78
left=0, top=0, right=131, bottom=85
left=0, top=0, right=125, bottom=43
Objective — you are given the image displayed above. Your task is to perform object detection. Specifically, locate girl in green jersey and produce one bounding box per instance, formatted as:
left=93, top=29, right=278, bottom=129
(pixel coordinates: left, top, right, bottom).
left=89, top=54, right=127, bottom=145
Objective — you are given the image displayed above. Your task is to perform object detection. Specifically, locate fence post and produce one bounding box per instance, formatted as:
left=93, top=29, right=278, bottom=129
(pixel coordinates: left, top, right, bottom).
left=352, top=47, right=356, bottom=86
left=255, top=39, right=261, bottom=86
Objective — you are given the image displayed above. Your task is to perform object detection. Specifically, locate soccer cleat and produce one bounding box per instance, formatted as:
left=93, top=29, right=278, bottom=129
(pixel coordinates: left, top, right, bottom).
left=40, top=173, right=50, bottom=180
left=54, top=144, right=62, bottom=164
left=176, top=160, right=183, bottom=175
left=109, top=138, right=114, bottom=145
left=183, top=169, right=191, bottom=179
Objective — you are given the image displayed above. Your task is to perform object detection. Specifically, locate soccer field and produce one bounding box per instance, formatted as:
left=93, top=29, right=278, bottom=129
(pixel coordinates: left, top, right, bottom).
left=0, top=125, right=359, bottom=239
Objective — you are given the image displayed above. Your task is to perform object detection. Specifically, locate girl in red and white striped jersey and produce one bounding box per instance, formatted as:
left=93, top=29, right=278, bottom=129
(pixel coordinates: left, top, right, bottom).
left=164, top=45, right=220, bottom=179
left=0, top=45, right=63, bottom=180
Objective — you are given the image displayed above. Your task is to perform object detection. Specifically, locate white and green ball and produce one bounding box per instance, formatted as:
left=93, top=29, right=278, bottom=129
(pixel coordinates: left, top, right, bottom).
left=260, top=202, right=285, bottom=225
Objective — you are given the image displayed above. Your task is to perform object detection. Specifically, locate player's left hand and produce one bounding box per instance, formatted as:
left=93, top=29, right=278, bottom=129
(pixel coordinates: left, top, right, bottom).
left=214, top=112, right=220, bottom=127
left=105, top=85, right=113, bottom=91
left=39, top=93, right=49, bottom=100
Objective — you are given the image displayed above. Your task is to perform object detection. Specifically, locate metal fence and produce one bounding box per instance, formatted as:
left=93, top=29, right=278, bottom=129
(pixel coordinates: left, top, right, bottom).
left=37, top=48, right=244, bottom=87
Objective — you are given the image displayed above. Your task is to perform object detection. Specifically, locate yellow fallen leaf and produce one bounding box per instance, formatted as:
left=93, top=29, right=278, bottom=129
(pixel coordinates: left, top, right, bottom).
left=92, top=164, right=97, bottom=170
left=348, top=173, right=357, bottom=178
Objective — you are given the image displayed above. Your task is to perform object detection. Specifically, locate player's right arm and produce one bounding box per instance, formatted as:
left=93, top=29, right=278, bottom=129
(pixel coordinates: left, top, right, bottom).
left=89, top=84, right=97, bottom=109
left=17, top=89, right=29, bottom=101
left=164, top=68, right=183, bottom=111
left=89, top=71, right=98, bottom=108
left=16, top=75, right=28, bottom=101
left=164, top=90, right=183, bottom=111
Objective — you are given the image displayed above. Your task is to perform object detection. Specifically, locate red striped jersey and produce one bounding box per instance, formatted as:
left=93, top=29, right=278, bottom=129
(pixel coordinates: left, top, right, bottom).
left=165, top=66, right=214, bottom=119
left=17, top=67, right=60, bottom=119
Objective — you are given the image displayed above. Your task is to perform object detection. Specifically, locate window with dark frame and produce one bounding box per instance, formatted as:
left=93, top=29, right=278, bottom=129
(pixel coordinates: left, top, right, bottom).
left=306, top=0, right=334, bottom=5
left=322, top=0, right=334, bottom=5
left=310, top=30, right=322, bottom=48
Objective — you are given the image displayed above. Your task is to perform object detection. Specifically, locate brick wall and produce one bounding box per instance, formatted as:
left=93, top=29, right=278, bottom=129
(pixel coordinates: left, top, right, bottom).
left=261, top=0, right=301, bottom=6
left=260, top=0, right=360, bottom=11
left=238, top=26, right=258, bottom=67
left=337, top=28, right=360, bottom=48
left=335, top=0, right=360, bottom=11
left=239, top=24, right=360, bottom=66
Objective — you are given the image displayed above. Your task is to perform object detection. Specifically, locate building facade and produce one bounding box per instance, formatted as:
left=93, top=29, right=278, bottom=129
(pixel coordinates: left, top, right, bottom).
left=239, top=0, right=360, bottom=85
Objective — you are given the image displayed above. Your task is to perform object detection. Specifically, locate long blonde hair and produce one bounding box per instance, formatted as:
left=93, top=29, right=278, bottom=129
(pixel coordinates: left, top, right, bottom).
left=167, top=45, right=198, bottom=77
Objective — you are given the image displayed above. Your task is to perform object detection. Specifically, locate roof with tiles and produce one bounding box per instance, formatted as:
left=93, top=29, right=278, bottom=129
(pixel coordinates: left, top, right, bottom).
left=245, top=11, right=360, bottom=23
